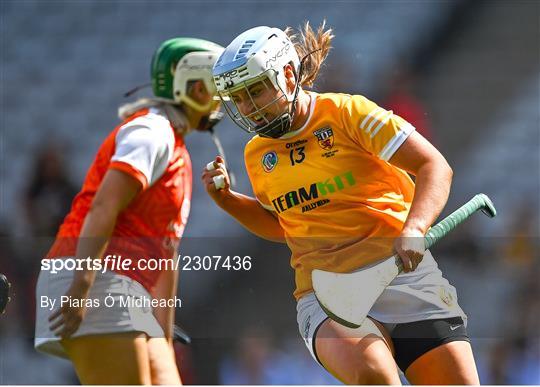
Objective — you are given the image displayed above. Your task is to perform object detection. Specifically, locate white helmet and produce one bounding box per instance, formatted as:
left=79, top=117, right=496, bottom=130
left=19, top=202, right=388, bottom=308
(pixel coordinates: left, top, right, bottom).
left=213, top=26, right=301, bottom=138
left=173, top=51, right=223, bottom=112
left=151, top=38, right=224, bottom=113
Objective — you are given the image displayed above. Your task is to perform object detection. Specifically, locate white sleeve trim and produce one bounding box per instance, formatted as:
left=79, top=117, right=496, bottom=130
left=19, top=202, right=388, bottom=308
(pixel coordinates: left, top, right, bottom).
left=257, top=199, right=275, bottom=212
left=370, top=111, right=393, bottom=139
left=112, top=115, right=174, bottom=186
left=360, top=107, right=383, bottom=132
left=378, top=123, right=415, bottom=161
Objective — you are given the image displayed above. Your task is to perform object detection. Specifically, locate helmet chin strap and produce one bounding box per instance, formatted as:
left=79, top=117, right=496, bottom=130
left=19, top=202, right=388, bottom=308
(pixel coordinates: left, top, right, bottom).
left=254, top=67, right=303, bottom=139
left=255, top=112, right=293, bottom=139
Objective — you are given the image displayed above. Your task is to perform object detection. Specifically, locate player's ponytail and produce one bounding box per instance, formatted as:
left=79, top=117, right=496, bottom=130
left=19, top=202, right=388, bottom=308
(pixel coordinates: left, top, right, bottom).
left=285, top=21, right=334, bottom=88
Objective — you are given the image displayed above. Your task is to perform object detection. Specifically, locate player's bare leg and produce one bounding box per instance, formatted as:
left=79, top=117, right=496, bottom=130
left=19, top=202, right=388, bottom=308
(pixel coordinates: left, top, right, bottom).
left=405, top=340, right=480, bottom=385
left=315, top=317, right=401, bottom=384
left=61, top=332, right=151, bottom=385
left=147, top=337, right=182, bottom=385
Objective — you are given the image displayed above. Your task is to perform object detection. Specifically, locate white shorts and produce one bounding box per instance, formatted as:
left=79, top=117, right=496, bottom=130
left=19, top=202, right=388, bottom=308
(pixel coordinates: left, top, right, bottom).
left=297, top=250, right=467, bottom=363
left=35, top=266, right=163, bottom=358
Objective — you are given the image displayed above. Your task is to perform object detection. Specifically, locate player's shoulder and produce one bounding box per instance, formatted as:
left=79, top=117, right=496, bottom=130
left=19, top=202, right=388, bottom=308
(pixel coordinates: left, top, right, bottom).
left=316, top=93, right=373, bottom=117
left=244, top=134, right=267, bottom=156
left=120, top=107, right=172, bottom=133
left=110, top=107, right=176, bottom=161
left=315, top=92, right=373, bottom=114
left=244, top=135, right=263, bottom=167
left=244, top=135, right=280, bottom=177
left=116, top=107, right=174, bottom=145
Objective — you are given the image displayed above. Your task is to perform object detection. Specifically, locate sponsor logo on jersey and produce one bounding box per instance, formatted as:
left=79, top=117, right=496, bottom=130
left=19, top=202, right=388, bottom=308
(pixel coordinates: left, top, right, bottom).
left=262, top=151, right=278, bottom=173
left=313, top=126, right=334, bottom=150
left=301, top=199, right=330, bottom=213
left=285, top=139, right=308, bottom=149
left=271, top=171, right=355, bottom=213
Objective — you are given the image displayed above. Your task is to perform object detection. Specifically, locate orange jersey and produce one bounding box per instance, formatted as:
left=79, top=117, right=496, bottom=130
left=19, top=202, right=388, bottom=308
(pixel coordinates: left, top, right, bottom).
left=244, top=92, right=415, bottom=299
left=48, top=107, right=192, bottom=292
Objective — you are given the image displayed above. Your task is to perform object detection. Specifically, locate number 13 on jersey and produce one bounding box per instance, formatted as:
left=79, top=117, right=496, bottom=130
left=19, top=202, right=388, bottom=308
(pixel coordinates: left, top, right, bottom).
left=290, top=146, right=306, bottom=166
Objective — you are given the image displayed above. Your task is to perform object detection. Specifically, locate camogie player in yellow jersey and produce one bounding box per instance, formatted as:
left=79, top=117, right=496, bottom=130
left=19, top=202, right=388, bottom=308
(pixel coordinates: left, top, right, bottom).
left=204, top=23, right=480, bottom=384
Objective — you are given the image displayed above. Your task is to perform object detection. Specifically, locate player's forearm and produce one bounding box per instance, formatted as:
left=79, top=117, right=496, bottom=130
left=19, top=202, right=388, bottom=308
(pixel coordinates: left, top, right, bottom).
left=73, top=204, right=119, bottom=289
left=217, top=191, right=286, bottom=243
left=403, top=159, right=453, bottom=235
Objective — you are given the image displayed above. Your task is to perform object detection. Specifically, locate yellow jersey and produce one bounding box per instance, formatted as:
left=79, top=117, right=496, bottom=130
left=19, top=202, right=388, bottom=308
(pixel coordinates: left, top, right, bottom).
left=244, top=92, right=416, bottom=299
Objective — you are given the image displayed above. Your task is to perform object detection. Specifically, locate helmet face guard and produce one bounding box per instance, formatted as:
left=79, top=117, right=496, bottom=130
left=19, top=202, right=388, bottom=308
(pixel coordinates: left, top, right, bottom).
left=213, top=26, right=301, bottom=139
left=217, top=70, right=296, bottom=139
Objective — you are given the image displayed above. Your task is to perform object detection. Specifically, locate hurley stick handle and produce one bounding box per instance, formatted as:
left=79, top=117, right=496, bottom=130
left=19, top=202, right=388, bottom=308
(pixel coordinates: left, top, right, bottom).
left=425, top=193, right=496, bottom=248
left=396, top=194, right=496, bottom=271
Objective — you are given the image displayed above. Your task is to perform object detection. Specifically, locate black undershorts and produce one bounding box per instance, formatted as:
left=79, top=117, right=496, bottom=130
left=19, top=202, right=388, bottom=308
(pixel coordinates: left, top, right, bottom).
left=381, top=316, right=469, bottom=372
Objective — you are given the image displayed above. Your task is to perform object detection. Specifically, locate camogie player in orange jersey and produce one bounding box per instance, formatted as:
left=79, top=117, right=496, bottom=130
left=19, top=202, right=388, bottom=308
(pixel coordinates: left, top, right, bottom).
left=204, top=23, right=480, bottom=384
left=35, top=38, right=224, bottom=384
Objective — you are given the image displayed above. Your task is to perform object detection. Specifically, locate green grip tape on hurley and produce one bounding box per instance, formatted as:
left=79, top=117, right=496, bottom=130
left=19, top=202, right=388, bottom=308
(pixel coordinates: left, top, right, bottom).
left=425, top=193, right=496, bottom=249
left=395, top=194, right=497, bottom=272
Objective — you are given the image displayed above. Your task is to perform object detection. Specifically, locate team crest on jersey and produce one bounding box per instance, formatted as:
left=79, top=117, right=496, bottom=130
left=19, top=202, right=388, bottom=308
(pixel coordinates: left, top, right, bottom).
left=262, top=151, right=278, bottom=173
left=313, top=126, right=334, bottom=150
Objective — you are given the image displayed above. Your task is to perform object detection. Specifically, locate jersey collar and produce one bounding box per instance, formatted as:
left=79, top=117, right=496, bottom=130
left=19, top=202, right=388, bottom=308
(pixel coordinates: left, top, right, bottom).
left=279, top=92, right=317, bottom=140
